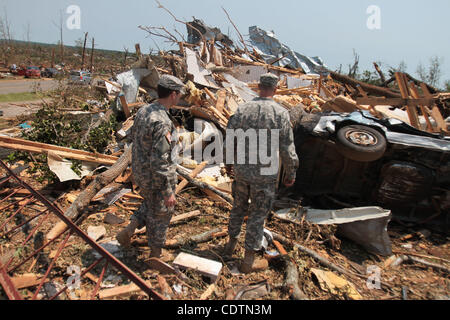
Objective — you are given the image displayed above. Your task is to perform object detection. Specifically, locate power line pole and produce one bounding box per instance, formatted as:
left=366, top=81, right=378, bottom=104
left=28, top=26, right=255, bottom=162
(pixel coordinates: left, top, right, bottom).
left=90, top=38, right=95, bottom=73
left=81, top=32, right=88, bottom=70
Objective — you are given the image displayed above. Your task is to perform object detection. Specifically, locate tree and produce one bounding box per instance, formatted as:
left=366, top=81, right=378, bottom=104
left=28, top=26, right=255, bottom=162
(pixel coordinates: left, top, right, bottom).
left=0, top=7, right=14, bottom=65
left=417, top=56, right=442, bottom=88
left=445, top=80, right=450, bottom=92
left=347, top=49, right=359, bottom=79
left=388, top=61, right=407, bottom=78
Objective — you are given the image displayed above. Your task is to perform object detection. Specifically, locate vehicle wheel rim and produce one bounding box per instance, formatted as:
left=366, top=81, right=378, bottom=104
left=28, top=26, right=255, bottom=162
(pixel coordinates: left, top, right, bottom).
left=345, top=129, right=378, bottom=146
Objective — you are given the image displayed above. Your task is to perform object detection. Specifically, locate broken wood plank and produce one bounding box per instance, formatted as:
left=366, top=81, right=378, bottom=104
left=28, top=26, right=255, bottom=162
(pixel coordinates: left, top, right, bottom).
left=119, top=95, right=132, bottom=119
left=170, top=210, right=202, bottom=224
left=99, top=281, right=153, bottom=299
left=123, top=193, right=144, bottom=200
left=409, top=83, right=434, bottom=132
left=204, top=88, right=217, bottom=104
left=395, top=72, right=420, bottom=129
left=421, top=83, right=448, bottom=133
left=0, top=136, right=118, bottom=166
left=175, top=161, right=208, bottom=195
left=173, top=252, right=222, bottom=282
left=11, top=273, right=48, bottom=289
left=215, top=90, right=227, bottom=114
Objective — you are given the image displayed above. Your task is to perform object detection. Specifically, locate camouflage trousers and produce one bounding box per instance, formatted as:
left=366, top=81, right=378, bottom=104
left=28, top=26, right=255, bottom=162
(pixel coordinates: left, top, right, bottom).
left=228, top=178, right=276, bottom=251
left=131, top=189, right=174, bottom=248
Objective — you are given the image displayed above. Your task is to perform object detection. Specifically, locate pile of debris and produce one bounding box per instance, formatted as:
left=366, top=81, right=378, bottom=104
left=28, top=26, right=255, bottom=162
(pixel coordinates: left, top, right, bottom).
left=0, top=18, right=449, bottom=301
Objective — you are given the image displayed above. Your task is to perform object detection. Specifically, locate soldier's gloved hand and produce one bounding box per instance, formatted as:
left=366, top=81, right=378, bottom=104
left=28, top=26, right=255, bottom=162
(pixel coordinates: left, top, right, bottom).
left=284, top=178, right=295, bottom=188
left=164, top=193, right=177, bottom=208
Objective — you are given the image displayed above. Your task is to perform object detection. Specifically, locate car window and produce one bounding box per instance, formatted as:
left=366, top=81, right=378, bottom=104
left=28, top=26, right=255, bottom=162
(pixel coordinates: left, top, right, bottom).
left=70, top=71, right=81, bottom=76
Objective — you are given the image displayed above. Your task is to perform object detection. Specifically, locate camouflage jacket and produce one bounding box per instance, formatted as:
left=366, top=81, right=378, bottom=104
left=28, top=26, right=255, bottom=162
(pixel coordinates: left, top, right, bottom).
left=132, top=102, right=177, bottom=197
left=227, top=97, right=299, bottom=183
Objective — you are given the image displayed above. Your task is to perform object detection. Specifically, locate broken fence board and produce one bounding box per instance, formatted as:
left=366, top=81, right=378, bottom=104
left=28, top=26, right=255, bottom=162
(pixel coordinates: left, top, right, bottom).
left=0, top=136, right=118, bottom=166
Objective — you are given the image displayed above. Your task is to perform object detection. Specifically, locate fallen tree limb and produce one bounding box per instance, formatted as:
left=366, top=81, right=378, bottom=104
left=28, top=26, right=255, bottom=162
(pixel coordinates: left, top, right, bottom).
left=165, top=227, right=227, bottom=249
left=271, top=231, right=359, bottom=279
left=407, top=256, right=450, bottom=274
left=282, top=256, right=308, bottom=300
left=176, top=167, right=233, bottom=204
left=271, top=231, right=394, bottom=291
left=47, top=145, right=132, bottom=241
left=329, top=71, right=401, bottom=98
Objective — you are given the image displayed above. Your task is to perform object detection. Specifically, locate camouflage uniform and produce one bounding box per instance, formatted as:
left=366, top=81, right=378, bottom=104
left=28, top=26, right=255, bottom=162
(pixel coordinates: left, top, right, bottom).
left=227, top=91, right=299, bottom=251
left=131, top=101, right=177, bottom=248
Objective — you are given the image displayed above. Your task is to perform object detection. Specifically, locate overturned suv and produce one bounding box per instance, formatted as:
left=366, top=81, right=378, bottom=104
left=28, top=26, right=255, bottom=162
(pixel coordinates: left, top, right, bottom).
left=289, top=109, right=450, bottom=228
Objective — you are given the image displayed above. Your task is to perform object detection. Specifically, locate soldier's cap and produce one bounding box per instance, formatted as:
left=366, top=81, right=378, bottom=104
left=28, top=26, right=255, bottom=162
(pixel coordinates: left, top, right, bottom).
left=259, top=73, right=279, bottom=88
left=158, top=75, right=186, bottom=94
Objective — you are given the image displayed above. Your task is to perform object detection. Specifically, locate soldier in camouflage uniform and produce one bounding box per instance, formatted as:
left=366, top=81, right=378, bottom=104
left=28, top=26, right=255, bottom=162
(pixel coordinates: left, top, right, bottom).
left=223, top=73, right=299, bottom=273
left=116, top=75, right=185, bottom=259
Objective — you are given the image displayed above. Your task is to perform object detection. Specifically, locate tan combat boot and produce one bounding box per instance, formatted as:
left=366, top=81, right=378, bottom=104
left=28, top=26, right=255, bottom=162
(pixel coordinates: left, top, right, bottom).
left=116, top=219, right=139, bottom=247
left=222, top=238, right=238, bottom=259
left=239, top=249, right=268, bottom=273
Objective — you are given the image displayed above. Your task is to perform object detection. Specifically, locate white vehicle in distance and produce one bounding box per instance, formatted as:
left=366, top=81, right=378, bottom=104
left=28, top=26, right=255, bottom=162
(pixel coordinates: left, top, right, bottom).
left=69, top=70, right=92, bottom=85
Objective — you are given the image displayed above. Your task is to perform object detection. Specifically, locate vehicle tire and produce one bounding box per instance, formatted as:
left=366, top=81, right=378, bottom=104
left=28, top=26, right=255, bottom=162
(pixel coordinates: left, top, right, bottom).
left=336, top=125, right=386, bottom=162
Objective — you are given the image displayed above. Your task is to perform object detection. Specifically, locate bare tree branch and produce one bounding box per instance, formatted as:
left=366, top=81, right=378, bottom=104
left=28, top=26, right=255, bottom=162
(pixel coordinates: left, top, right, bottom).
left=221, top=7, right=249, bottom=55
left=155, top=0, right=206, bottom=45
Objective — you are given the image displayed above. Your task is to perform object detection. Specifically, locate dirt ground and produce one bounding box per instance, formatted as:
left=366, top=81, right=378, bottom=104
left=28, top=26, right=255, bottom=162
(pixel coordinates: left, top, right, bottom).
left=0, top=163, right=448, bottom=301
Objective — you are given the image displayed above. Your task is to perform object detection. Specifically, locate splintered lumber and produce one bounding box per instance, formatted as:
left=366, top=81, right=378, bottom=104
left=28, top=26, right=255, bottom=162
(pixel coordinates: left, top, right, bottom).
left=421, top=83, right=448, bottom=133
left=170, top=210, right=202, bottom=224
left=409, top=83, right=434, bottom=132
left=204, top=88, right=217, bottom=104
left=175, top=161, right=208, bottom=194
left=0, top=136, right=118, bottom=166
left=119, top=95, right=132, bottom=119
left=224, top=54, right=303, bottom=75
left=215, top=90, right=227, bottom=114
left=176, top=167, right=233, bottom=203
left=329, top=71, right=401, bottom=98
left=321, top=95, right=363, bottom=113
left=47, top=146, right=132, bottom=241
left=11, top=274, right=48, bottom=289
left=395, top=72, right=420, bottom=129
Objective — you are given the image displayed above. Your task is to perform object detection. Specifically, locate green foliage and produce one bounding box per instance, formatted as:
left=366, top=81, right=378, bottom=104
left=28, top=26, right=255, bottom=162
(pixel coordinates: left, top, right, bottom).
left=416, top=56, right=443, bottom=88
left=13, top=102, right=118, bottom=184
left=445, top=80, right=450, bottom=92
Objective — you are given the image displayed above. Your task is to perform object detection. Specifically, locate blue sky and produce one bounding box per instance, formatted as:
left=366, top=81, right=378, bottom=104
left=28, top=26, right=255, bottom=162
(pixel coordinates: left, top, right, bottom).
left=2, top=0, right=450, bottom=87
